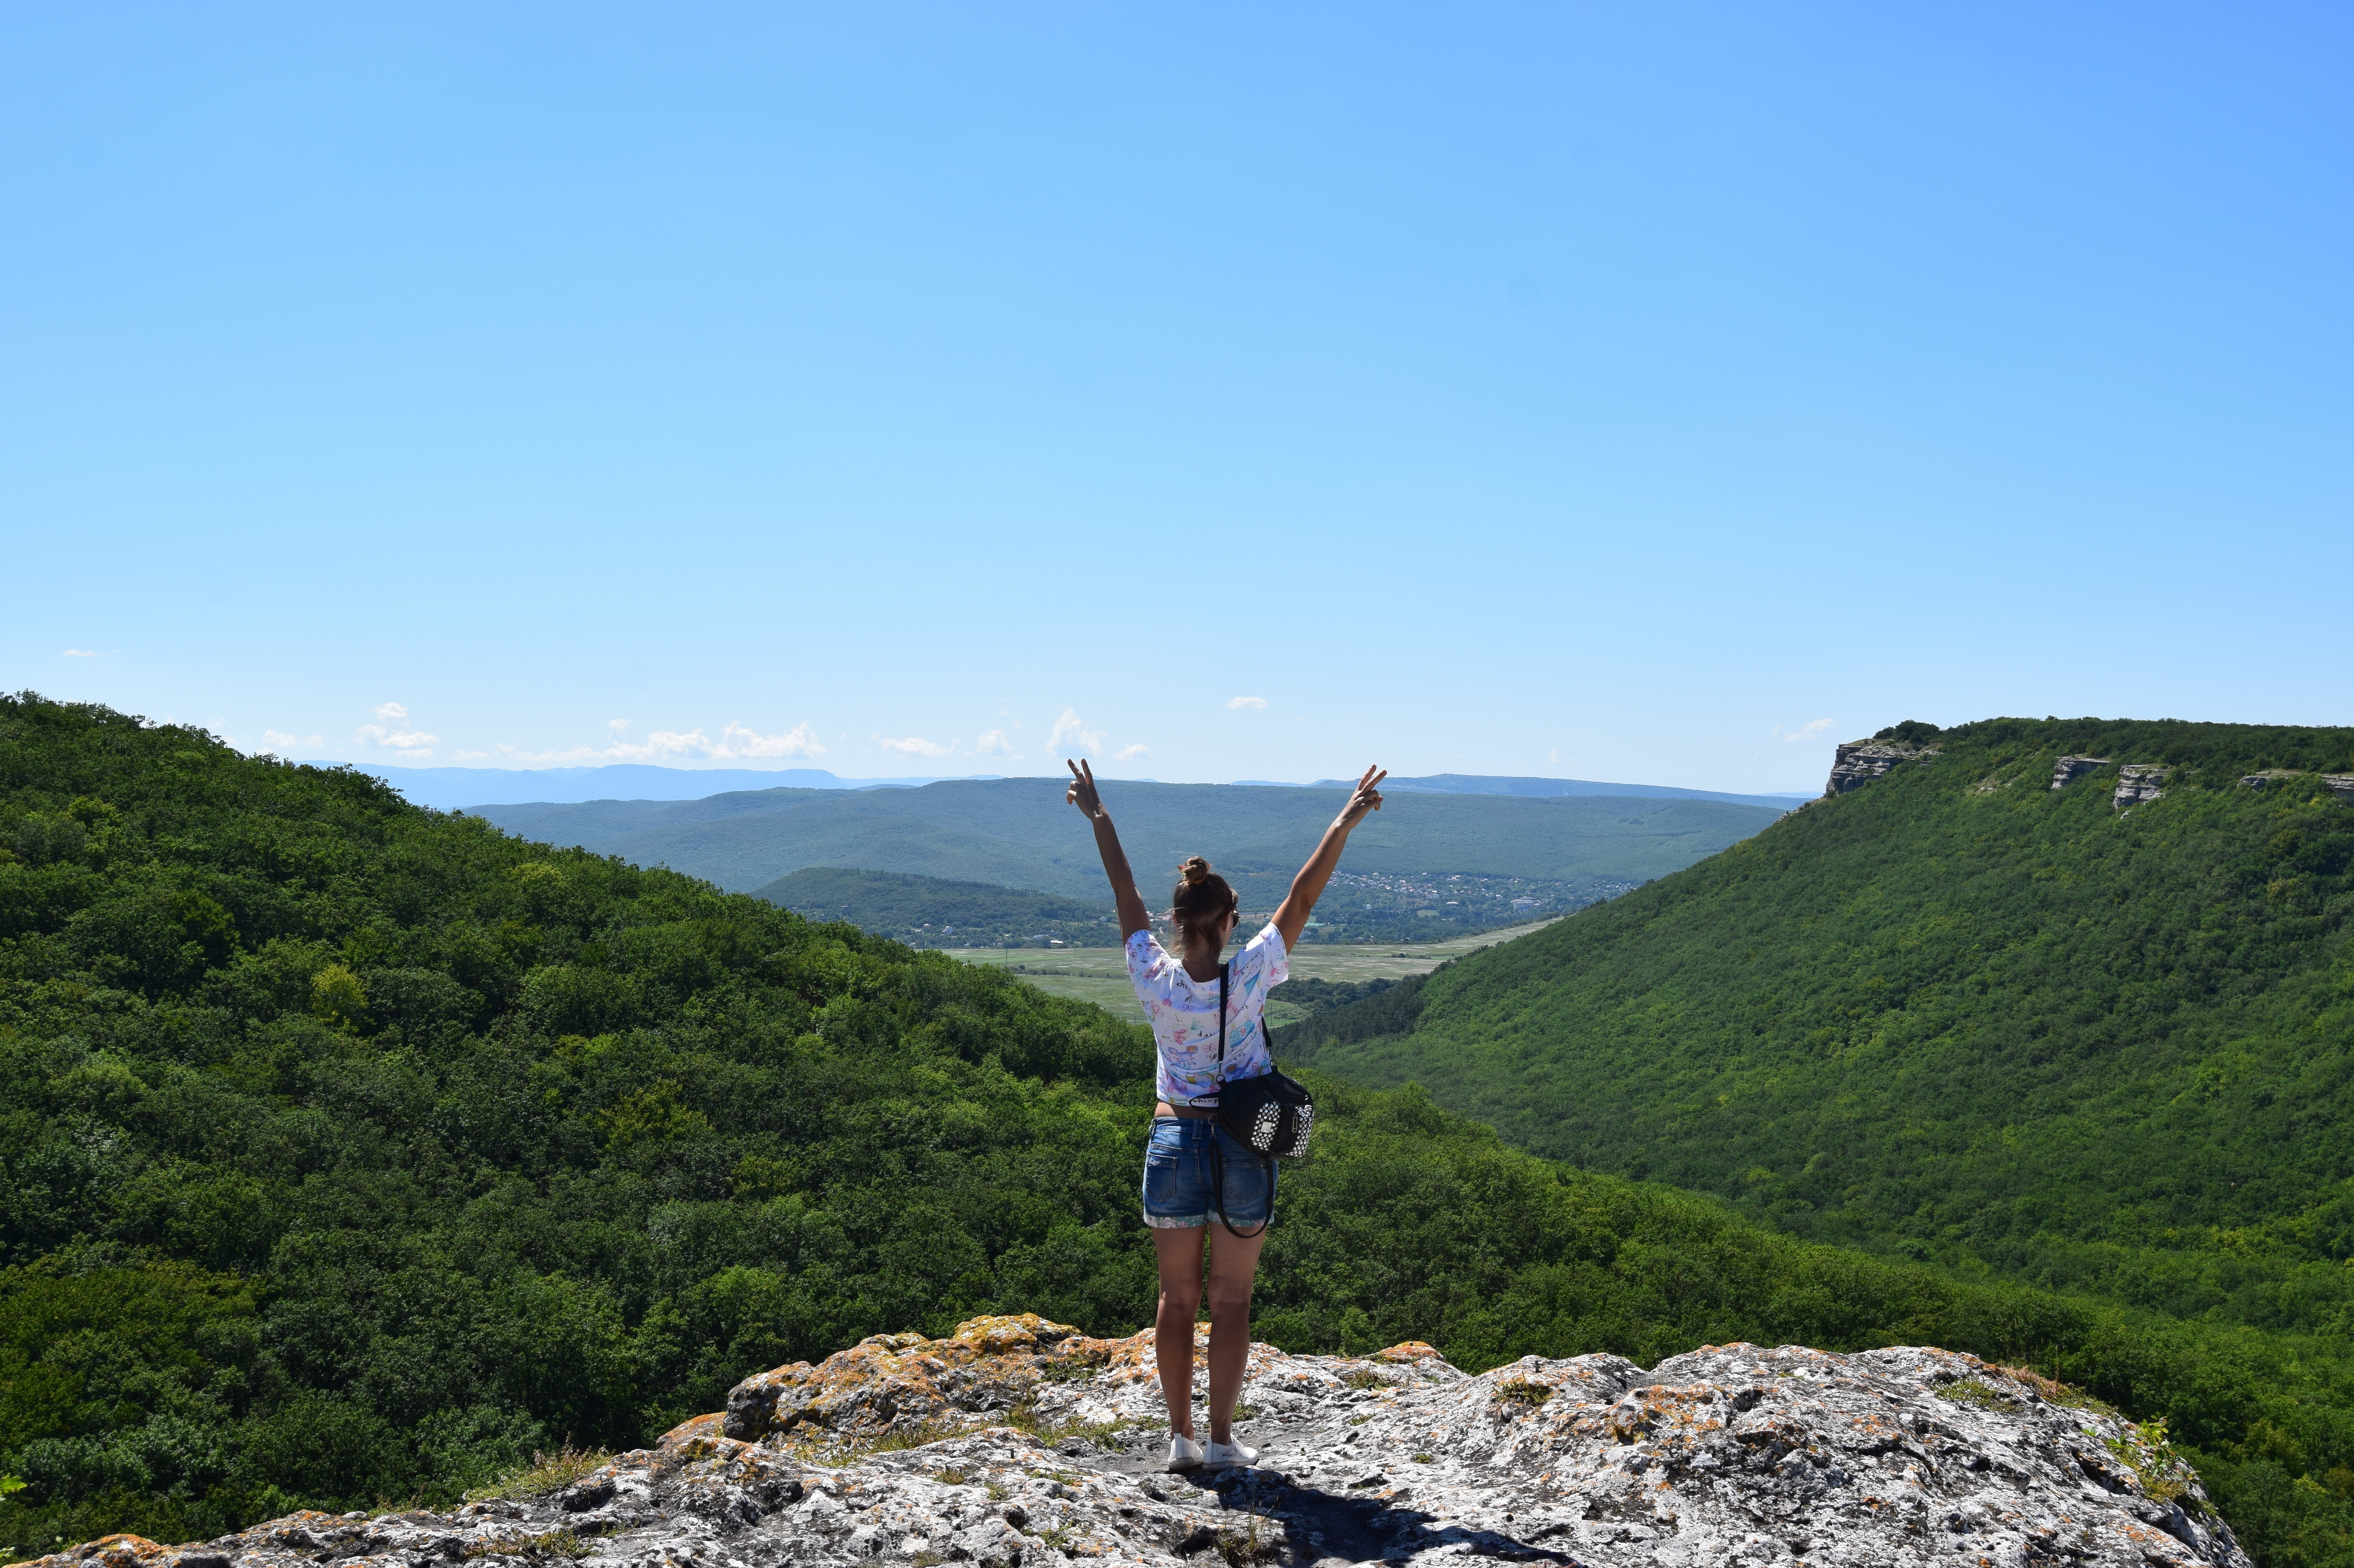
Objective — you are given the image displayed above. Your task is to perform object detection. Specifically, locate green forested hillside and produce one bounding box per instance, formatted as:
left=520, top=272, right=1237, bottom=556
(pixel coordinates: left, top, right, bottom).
left=472, top=776, right=1782, bottom=904
left=1290, top=717, right=2354, bottom=1332
left=7, top=697, right=2354, bottom=1568
left=752, top=866, right=1124, bottom=947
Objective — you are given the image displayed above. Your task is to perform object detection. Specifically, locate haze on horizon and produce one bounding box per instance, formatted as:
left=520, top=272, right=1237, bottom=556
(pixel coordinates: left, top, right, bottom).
left=5, top=2, right=2347, bottom=796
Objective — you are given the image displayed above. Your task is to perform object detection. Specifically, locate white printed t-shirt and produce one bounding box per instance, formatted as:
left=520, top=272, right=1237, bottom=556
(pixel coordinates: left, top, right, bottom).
left=1126, top=922, right=1289, bottom=1105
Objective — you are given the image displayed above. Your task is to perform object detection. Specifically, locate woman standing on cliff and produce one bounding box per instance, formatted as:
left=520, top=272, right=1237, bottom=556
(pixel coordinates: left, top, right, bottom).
left=1065, top=759, right=1387, bottom=1473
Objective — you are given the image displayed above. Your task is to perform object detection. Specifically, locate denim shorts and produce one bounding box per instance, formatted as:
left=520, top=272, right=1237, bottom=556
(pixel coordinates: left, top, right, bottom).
left=1142, top=1116, right=1276, bottom=1231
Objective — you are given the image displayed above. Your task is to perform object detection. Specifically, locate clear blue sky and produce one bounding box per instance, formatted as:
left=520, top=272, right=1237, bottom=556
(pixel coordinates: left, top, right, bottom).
left=6, top=3, right=2347, bottom=794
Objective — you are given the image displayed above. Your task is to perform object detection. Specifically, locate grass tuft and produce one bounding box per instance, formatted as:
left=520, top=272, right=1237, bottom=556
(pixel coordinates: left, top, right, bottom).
left=1934, top=1379, right=2014, bottom=1412
left=1995, top=1365, right=2117, bottom=1416
left=463, top=1448, right=612, bottom=1505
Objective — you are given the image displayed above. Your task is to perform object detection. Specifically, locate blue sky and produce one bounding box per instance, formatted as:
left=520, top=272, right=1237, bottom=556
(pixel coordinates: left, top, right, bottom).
left=6, top=2, right=2347, bottom=794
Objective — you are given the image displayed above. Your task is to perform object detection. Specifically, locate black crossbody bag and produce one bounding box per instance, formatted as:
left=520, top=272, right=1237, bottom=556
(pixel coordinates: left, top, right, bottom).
left=1207, top=962, right=1317, bottom=1239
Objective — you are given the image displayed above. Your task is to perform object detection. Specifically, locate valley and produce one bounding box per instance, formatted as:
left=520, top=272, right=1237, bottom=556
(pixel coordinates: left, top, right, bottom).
left=752, top=864, right=1618, bottom=949
left=8, top=696, right=2354, bottom=1567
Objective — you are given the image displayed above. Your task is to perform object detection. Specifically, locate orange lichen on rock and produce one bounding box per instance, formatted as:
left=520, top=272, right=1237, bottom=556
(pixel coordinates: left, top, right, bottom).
left=1372, top=1340, right=1445, bottom=1363
left=720, top=1312, right=1135, bottom=1442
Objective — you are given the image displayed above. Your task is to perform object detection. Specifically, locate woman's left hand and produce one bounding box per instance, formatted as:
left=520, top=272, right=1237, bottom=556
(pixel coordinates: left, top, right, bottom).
left=1337, top=764, right=1387, bottom=830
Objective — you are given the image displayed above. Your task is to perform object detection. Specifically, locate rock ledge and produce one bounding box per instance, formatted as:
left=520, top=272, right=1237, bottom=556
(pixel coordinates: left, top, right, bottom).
left=27, top=1317, right=2246, bottom=1568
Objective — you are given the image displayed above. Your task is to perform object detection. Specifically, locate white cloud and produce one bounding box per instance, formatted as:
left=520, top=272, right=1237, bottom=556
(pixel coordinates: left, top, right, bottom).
left=1775, top=718, right=1836, bottom=744
left=62, top=649, right=100, bottom=657
left=1226, top=696, right=1268, bottom=710
left=877, top=734, right=955, bottom=758
left=488, top=718, right=828, bottom=766
left=356, top=701, right=440, bottom=758
left=261, top=730, right=301, bottom=753
left=1115, top=743, right=1149, bottom=761
left=974, top=729, right=1020, bottom=758
left=640, top=728, right=712, bottom=758
left=1048, top=708, right=1104, bottom=756
left=718, top=721, right=826, bottom=759
left=1548, top=748, right=1562, bottom=766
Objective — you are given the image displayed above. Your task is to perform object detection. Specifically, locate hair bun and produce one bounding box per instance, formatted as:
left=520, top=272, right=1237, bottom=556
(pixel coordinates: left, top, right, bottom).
left=1178, top=856, right=1212, bottom=885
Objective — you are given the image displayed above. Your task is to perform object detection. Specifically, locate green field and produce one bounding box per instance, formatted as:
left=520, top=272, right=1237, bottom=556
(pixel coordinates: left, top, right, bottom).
left=947, top=918, right=1560, bottom=1025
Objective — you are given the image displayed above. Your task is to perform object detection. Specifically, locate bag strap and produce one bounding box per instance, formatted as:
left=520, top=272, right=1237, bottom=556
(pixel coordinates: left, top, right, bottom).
left=1216, top=962, right=1230, bottom=1083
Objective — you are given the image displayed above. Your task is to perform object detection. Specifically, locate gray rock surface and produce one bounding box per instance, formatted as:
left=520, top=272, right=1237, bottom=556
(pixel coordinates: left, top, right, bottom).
left=32, top=1317, right=2247, bottom=1568
left=1823, top=743, right=1939, bottom=797
left=2113, top=765, right=2168, bottom=810
left=2049, top=756, right=2113, bottom=790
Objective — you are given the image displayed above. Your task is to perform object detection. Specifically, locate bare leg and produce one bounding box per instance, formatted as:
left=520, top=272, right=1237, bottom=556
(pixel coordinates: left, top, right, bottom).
left=1150, top=1225, right=1207, bottom=1437
left=1203, top=1223, right=1266, bottom=1445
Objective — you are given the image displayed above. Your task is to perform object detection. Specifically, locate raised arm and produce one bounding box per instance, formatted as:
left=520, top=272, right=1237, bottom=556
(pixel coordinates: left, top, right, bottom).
left=1066, top=759, right=1152, bottom=939
left=1272, top=765, right=1386, bottom=951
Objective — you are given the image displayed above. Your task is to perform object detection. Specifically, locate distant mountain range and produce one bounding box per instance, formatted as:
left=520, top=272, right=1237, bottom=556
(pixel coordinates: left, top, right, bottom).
left=355, top=763, right=1808, bottom=814
left=472, top=776, right=1789, bottom=903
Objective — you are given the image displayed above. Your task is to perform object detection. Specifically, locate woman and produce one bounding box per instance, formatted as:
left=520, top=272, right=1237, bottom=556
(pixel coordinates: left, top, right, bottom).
left=1065, top=758, right=1387, bottom=1473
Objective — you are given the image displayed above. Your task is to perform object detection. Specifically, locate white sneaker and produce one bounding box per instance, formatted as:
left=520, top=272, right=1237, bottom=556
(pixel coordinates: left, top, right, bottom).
left=1166, top=1433, right=1204, bottom=1471
left=1204, top=1439, right=1258, bottom=1469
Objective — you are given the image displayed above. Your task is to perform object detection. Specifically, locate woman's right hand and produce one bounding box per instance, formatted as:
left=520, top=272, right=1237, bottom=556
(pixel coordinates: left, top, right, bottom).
left=1066, top=758, right=1108, bottom=820
left=1336, top=764, right=1387, bottom=830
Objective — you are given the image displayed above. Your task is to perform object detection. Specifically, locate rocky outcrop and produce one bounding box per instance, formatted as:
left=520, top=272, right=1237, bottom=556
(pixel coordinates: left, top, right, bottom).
left=26, top=1315, right=2247, bottom=1568
left=2239, top=771, right=2354, bottom=803
left=1824, top=742, right=1940, bottom=797
left=2114, top=765, right=2168, bottom=810
left=2050, top=756, right=2113, bottom=790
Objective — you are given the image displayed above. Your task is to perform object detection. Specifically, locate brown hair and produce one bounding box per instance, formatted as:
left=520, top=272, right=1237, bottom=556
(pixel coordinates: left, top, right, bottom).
left=1171, top=855, right=1238, bottom=947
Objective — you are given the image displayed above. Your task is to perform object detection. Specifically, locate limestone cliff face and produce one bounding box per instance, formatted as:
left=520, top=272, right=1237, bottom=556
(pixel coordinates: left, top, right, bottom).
left=2050, top=756, right=2113, bottom=790
left=2114, top=765, right=2170, bottom=810
left=27, top=1314, right=2247, bottom=1568
left=1823, top=741, right=1940, bottom=797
